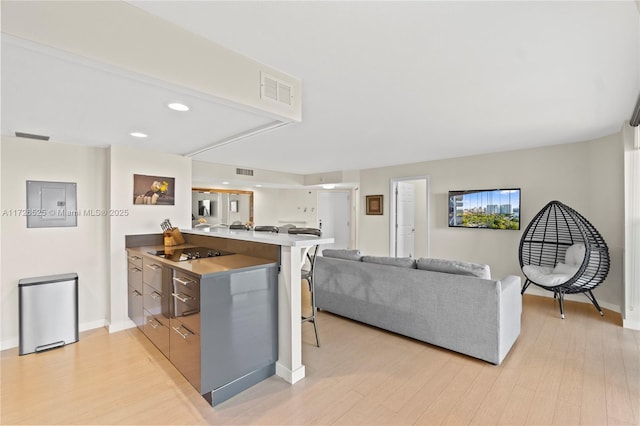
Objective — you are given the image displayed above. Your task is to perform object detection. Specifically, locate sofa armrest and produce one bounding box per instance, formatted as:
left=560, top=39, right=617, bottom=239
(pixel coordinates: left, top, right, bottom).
left=497, top=275, right=522, bottom=364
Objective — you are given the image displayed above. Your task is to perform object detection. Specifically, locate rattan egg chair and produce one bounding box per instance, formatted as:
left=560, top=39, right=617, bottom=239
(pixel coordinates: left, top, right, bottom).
left=519, top=200, right=610, bottom=319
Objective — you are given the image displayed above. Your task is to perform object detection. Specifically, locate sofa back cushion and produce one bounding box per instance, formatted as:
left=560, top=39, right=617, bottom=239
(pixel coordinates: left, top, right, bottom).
left=361, top=255, right=416, bottom=268
left=322, top=249, right=363, bottom=261
left=416, top=257, right=491, bottom=279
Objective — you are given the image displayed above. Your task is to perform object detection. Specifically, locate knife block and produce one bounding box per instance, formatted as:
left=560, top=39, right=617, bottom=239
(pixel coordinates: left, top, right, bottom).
left=164, top=228, right=185, bottom=246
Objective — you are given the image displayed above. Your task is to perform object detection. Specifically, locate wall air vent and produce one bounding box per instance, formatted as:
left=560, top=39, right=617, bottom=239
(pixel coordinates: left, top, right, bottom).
left=261, top=72, right=293, bottom=107
left=15, top=131, right=50, bottom=141
left=236, top=168, right=254, bottom=176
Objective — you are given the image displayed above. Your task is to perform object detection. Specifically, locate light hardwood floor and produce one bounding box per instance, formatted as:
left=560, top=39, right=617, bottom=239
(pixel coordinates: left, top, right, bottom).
left=2, top=294, right=639, bottom=425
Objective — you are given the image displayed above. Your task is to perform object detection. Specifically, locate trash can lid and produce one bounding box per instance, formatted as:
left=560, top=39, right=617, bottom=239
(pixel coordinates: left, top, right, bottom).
left=18, top=273, right=78, bottom=286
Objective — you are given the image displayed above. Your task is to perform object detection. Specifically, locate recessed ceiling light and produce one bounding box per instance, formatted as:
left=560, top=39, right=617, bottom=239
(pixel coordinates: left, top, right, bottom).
left=168, top=102, right=190, bottom=112
left=130, top=132, right=148, bottom=138
left=222, top=181, right=229, bottom=185
left=255, top=184, right=263, bottom=187
left=322, top=184, right=336, bottom=189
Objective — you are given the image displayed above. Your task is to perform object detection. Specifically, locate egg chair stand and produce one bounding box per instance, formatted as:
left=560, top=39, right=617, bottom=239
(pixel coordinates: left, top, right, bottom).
left=519, top=201, right=610, bottom=319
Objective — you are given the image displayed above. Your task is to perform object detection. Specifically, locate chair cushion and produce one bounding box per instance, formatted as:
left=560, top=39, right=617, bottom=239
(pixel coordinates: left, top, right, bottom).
left=564, top=243, right=586, bottom=266
left=361, top=256, right=416, bottom=268
left=522, top=264, right=573, bottom=286
left=416, top=258, right=491, bottom=280
left=552, top=262, right=579, bottom=275
left=322, top=249, right=363, bottom=261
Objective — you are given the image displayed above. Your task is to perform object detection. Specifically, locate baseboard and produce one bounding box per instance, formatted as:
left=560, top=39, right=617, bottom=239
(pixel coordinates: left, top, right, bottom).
left=1, top=337, right=19, bottom=351
left=1, top=319, right=109, bottom=351
left=275, top=362, right=305, bottom=384
left=79, top=319, right=108, bottom=332
left=622, top=318, right=640, bottom=330
left=108, top=319, right=136, bottom=334
left=525, top=287, right=621, bottom=314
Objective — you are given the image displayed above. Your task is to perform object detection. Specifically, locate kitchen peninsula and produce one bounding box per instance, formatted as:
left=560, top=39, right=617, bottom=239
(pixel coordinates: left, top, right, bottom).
left=126, top=226, right=332, bottom=405
left=183, top=227, right=333, bottom=384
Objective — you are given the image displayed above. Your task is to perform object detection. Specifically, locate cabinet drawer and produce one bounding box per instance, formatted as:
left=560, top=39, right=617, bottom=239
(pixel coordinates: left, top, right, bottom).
left=128, top=285, right=143, bottom=329
left=144, top=310, right=169, bottom=358
left=143, top=283, right=162, bottom=315
left=170, top=318, right=201, bottom=392
left=127, top=262, right=143, bottom=293
left=172, top=271, right=200, bottom=298
left=171, top=291, right=200, bottom=335
left=143, top=257, right=163, bottom=291
left=127, top=252, right=143, bottom=268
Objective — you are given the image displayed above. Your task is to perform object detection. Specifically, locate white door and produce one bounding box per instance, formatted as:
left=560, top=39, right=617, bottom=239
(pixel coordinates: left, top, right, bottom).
left=317, top=191, right=350, bottom=252
left=395, top=181, right=415, bottom=258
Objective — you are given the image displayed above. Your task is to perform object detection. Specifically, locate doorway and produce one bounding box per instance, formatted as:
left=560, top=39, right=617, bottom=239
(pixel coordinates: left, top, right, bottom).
left=389, top=177, right=429, bottom=258
left=317, top=191, right=350, bottom=252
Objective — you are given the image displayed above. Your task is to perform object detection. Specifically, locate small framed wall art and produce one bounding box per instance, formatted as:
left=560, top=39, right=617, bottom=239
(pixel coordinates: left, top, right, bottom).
left=133, top=174, right=175, bottom=205
left=366, top=194, right=383, bottom=215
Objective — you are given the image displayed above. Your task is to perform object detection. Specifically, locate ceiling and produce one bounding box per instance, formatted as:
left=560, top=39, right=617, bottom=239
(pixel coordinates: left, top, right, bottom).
left=2, top=1, right=639, bottom=177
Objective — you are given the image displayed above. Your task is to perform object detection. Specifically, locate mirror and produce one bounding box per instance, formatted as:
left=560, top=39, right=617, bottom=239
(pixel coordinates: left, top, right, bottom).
left=198, top=199, right=212, bottom=216
left=192, top=188, right=253, bottom=227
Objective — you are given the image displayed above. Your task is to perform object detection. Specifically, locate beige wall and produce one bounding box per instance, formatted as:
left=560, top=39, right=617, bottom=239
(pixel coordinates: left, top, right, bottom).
left=1, top=137, right=109, bottom=349
left=358, top=133, right=625, bottom=312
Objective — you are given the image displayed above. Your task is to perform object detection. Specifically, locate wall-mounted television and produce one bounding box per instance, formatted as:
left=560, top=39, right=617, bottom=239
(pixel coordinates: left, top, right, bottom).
left=448, top=188, right=521, bottom=230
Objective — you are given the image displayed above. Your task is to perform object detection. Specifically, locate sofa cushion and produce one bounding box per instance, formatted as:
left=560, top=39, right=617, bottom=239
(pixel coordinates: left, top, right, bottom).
left=416, top=257, right=491, bottom=280
left=361, top=255, right=416, bottom=268
left=322, top=249, right=363, bottom=261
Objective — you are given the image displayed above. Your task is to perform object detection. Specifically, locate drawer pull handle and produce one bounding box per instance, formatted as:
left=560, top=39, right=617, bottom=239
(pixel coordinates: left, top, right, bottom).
left=132, top=290, right=142, bottom=296
left=172, top=325, right=194, bottom=339
left=173, top=277, right=195, bottom=286
left=128, top=256, right=142, bottom=261
left=181, top=308, right=199, bottom=317
left=151, top=291, right=161, bottom=300
left=172, top=292, right=194, bottom=303
left=130, top=267, right=142, bottom=272
left=145, top=264, right=161, bottom=270
left=148, top=318, right=159, bottom=329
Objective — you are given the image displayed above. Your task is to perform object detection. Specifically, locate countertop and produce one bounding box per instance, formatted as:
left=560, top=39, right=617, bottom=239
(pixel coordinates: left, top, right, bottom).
left=126, top=244, right=277, bottom=277
left=182, top=227, right=333, bottom=247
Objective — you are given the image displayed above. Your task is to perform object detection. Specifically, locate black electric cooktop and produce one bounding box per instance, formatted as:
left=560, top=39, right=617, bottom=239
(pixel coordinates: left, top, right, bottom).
left=149, top=246, right=234, bottom=262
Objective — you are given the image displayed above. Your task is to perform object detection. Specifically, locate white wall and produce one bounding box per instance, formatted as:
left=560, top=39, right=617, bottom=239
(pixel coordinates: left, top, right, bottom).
left=358, top=133, right=625, bottom=312
left=1, top=137, right=109, bottom=349
left=108, top=145, right=191, bottom=332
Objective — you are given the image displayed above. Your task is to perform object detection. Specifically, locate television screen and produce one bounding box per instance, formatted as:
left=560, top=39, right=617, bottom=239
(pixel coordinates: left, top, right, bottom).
left=448, top=188, right=520, bottom=230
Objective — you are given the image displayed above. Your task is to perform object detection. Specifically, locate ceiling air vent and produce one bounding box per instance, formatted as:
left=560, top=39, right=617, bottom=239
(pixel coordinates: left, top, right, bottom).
left=236, top=168, right=254, bottom=176
left=261, top=72, right=293, bottom=107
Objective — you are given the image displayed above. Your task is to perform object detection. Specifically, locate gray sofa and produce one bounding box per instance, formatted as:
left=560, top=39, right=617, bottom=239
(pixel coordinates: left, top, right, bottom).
left=314, top=250, right=522, bottom=365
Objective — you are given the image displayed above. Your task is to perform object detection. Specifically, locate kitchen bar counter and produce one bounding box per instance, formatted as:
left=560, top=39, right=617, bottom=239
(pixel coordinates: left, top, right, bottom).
left=182, top=227, right=334, bottom=247
left=182, top=227, right=333, bottom=384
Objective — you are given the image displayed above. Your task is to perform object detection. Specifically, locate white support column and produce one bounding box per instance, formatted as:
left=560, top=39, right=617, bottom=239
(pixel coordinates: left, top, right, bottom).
left=624, top=123, right=640, bottom=330
left=275, top=245, right=306, bottom=383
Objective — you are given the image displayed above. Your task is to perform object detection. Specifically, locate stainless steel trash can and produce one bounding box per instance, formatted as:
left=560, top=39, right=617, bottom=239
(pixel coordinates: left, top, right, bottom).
left=19, top=273, right=79, bottom=355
